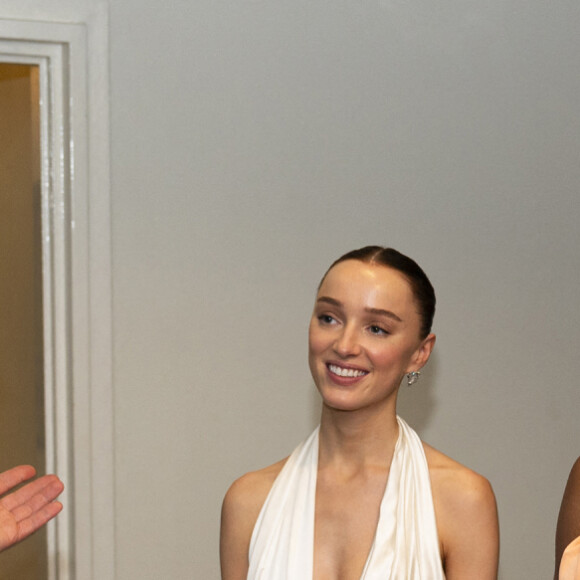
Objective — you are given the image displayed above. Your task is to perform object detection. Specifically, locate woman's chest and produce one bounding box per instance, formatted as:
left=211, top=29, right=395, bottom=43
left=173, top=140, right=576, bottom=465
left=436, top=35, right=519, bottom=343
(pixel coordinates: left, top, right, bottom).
left=313, top=471, right=388, bottom=580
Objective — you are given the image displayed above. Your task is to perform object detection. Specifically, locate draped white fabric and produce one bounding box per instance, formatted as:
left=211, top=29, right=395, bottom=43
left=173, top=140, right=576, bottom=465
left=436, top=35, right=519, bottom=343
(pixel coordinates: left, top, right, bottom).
left=248, top=416, right=445, bottom=579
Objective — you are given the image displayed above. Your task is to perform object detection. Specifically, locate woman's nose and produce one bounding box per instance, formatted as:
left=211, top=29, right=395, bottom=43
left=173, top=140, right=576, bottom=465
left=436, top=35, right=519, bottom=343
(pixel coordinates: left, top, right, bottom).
left=333, top=326, right=361, bottom=357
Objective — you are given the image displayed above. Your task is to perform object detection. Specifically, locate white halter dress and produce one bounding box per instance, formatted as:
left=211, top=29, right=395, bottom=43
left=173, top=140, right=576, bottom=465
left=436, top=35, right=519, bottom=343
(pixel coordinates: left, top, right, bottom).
left=248, top=416, right=445, bottom=579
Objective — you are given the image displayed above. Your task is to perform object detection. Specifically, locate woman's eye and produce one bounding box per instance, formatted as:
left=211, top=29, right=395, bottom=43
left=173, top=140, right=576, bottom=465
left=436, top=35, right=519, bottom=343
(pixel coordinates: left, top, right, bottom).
left=369, top=325, right=388, bottom=335
left=318, top=314, right=336, bottom=325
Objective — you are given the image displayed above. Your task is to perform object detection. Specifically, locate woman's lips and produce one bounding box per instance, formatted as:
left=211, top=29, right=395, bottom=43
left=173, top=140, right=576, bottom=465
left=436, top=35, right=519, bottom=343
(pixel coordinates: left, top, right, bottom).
left=326, top=363, right=369, bottom=384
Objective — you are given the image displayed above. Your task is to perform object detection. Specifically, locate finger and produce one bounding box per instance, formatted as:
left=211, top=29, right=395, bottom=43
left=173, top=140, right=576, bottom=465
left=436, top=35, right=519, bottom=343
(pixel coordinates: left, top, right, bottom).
left=10, top=479, right=64, bottom=523
left=0, top=466, right=36, bottom=496
left=0, top=475, right=64, bottom=513
left=13, top=501, right=63, bottom=544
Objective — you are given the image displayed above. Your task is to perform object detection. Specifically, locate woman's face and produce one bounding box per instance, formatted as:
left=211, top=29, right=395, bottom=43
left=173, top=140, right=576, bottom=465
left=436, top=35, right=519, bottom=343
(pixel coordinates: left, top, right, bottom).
left=308, top=260, right=435, bottom=413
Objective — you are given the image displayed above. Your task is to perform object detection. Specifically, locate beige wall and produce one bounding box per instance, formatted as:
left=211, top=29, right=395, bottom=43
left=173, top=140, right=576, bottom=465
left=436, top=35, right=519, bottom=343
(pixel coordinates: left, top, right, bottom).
left=1, top=1, right=580, bottom=578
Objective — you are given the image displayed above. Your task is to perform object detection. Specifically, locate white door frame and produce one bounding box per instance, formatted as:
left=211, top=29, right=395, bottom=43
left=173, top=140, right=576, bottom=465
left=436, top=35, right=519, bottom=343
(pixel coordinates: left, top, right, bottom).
left=0, top=9, right=114, bottom=580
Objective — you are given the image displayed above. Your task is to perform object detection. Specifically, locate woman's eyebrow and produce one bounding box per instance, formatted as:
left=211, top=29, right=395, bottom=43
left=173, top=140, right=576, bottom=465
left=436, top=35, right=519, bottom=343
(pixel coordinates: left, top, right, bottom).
left=365, top=307, right=402, bottom=323
left=316, top=297, right=403, bottom=323
left=316, top=296, right=342, bottom=307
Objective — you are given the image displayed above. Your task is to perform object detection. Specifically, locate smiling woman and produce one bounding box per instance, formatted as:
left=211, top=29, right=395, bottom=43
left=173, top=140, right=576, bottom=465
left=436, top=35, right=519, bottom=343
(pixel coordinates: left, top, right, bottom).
left=220, top=246, right=499, bottom=580
left=308, top=257, right=434, bottom=417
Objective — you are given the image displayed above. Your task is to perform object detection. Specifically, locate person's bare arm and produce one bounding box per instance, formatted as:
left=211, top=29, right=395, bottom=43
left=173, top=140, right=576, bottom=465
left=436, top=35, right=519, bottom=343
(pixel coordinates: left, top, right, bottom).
left=555, top=458, right=580, bottom=579
left=427, top=446, right=499, bottom=580
left=442, top=474, right=498, bottom=579
left=0, top=465, right=64, bottom=552
left=220, top=476, right=254, bottom=580
left=220, top=461, right=284, bottom=580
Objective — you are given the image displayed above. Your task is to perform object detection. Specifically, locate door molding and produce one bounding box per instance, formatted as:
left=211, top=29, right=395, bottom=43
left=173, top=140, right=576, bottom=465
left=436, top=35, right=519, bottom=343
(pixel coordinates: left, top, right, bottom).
left=0, top=10, right=113, bottom=580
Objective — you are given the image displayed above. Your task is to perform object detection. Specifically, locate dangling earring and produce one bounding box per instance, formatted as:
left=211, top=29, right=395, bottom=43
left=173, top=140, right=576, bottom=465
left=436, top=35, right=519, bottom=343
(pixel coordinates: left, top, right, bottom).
left=406, top=371, right=421, bottom=386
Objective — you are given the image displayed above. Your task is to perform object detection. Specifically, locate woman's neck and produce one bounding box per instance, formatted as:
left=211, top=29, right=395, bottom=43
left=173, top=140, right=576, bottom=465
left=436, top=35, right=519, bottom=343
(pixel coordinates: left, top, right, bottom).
left=317, top=402, right=400, bottom=471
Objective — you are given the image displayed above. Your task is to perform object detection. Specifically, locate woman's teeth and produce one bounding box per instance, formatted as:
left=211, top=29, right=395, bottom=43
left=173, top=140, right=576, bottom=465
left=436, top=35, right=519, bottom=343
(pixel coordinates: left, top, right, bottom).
left=328, top=364, right=367, bottom=378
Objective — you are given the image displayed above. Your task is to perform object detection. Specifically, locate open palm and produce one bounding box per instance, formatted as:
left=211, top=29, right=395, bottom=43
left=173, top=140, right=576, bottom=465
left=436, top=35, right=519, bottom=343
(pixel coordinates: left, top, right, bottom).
left=0, top=465, right=63, bottom=552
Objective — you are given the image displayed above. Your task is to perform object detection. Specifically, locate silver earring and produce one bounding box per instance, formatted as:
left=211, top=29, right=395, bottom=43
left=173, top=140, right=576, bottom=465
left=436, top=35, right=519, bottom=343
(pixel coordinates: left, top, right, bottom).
left=406, top=371, right=421, bottom=386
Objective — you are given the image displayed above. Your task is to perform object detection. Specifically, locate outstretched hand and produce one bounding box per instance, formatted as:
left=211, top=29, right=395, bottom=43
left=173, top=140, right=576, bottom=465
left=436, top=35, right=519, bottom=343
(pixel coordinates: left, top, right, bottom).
left=560, top=536, right=580, bottom=580
left=0, top=465, right=64, bottom=552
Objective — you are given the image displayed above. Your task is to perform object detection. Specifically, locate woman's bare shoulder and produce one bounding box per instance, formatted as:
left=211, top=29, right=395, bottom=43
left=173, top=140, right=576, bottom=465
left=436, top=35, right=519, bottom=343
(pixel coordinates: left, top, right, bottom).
left=220, top=458, right=289, bottom=580
left=422, top=441, right=495, bottom=501
left=221, top=456, right=289, bottom=541
left=422, top=441, right=497, bottom=527
left=226, top=457, right=288, bottom=503
left=422, top=442, right=499, bottom=578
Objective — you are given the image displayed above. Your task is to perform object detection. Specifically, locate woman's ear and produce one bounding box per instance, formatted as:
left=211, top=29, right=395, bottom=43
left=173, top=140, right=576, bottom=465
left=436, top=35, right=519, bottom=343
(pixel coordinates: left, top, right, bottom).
left=409, top=333, right=436, bottom=372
